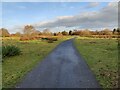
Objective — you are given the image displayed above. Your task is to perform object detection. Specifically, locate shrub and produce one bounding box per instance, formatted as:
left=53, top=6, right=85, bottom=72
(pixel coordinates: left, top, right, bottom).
left=41, top=37, right=58, bottom=42
left=2, top=45, right=21, bottom=58
left=48, top=38, right=58, bottom=41
left=48, top=40, right=53, bottom=43
left=20, top=36, right=29, bottom=41
left=29, top=36, right=36, bottom=40
left=41, top=37, right=49, bottom=40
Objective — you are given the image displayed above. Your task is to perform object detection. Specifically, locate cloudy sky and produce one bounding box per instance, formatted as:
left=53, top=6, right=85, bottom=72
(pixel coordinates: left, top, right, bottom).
left=1, top=2, right=118, bottom=33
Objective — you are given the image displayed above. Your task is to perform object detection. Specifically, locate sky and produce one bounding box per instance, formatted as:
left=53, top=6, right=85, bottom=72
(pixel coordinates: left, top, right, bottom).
left=1, top=2, right=118, bottom=33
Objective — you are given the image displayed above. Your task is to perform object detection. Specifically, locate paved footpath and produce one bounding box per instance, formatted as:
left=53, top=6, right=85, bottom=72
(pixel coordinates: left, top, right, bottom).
left=16, top=39, right=101, bottom=88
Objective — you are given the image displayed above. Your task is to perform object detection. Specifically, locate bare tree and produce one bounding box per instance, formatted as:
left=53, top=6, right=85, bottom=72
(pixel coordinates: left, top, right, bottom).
left=61, top=31, right=68, bottom=35
left=43, top=29, right=51, bottom=35
left=15, top=32, right=21, bottom=37
left=101, top=29, right=112, bottom=35
left=0, top=28, right=10, bottom=37
left=23, top=25, right=35, bottom=36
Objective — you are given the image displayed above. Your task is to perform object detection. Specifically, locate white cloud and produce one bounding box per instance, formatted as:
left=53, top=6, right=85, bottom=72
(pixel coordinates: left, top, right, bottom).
left=34, top=2, right=118, bottom=30
left=4, top=2, right=118, bottom=33
left=85, top=2, right=100, bottom=8
left=6, top=25, right=24, bottom=34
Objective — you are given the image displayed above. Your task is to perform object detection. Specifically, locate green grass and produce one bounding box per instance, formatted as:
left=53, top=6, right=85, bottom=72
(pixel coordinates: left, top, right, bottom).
left=2, top=37, right=67, bottom=88
left=74, top=38, right=118, bottom=88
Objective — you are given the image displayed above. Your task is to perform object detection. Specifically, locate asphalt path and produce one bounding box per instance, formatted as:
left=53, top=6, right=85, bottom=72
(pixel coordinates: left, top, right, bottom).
left=16, top=39, right=101, bottom=88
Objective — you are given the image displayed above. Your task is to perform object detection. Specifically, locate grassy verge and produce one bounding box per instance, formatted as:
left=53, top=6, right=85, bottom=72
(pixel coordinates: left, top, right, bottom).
left=74, top=38, right=118, bottom=88
left=2, top=37, right=69, bottom=88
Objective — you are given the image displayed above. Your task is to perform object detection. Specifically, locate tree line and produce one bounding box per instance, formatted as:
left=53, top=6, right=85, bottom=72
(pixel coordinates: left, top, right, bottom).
left=0, top=25, right=120, bottom=38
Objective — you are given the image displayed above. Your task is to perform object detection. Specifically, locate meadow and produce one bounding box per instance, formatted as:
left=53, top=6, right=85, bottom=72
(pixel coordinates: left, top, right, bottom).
left=74, top=38, right=118, bottom=88
left=2, top=36, right=72, bottom=88
left=1, top=36, right=119, bottom=88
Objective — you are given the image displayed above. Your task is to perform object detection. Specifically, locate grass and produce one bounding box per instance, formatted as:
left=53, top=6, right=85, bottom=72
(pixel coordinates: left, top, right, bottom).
left=2, top=36, right=118, bottom=88
left=2, top=36, right=69, bottom=88
left=74, top=38, right=118, bottom=88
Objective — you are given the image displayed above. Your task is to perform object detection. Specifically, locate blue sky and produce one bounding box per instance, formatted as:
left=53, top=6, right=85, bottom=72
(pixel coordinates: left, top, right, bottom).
left=1, top=2, right=117, bottom=33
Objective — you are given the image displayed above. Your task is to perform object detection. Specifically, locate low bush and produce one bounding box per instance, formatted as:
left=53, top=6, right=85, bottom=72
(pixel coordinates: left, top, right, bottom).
left=48, top=38, right=58, bottom=41
left=2, top=45, right=21, bottom=58
left=20, top=36, right=29, bottom=41
left=41, top=37, right=58, bottom=41
left=29, top=36, right=36, bottom=40
left=85, top=35, right=118, bottom=38
left=41, top=37, right=58, bottom=43
left=41, top=37, right=49, bottom=40
left=48, top=40, right=54, bottom=43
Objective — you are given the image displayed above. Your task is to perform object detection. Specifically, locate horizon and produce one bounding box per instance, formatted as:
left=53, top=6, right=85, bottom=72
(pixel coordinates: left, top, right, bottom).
left=1, top=2, right=118, bottom=34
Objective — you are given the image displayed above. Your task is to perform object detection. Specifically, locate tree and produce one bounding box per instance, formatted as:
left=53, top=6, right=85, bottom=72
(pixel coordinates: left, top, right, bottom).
left=113, top=28, right=116, bottom=34
left=101, top=29, right=112, bottom=35
left=53, top=33, right=57, bottom=36
left=112, top=28, right=120, bottom=35
left=61, top=31, right=68, bottom=35
left=23, top=25, right=35, bottom=36
left=57, top=32, right=63, bottom=36
left=15, top=32, right=21, bottom=37
left=31, top=30, right=42, bottom=36
left=0, top=28, right=10, bottom=37
left=72, top=30, right=81, bottom=35
left=43, top=29, right=51, bottom=35
left=81, top=29, right=91, bottom=36
left=69, top=30, right=72, bottom=35
left=117, top=28, right=120, bottom=34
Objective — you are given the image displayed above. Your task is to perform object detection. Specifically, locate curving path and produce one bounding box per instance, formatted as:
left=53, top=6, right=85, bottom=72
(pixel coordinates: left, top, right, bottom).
left=16, top=39, right=101, bottom=88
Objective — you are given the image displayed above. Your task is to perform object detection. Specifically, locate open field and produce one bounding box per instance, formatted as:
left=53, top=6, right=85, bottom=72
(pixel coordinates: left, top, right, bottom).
left=74, top=38, right=118, bottom=88
left=2, top=36, right=72, bottom=88
left=1, top=36, right=119, bottom=88
left=1, top=1, right=119, bottom=89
